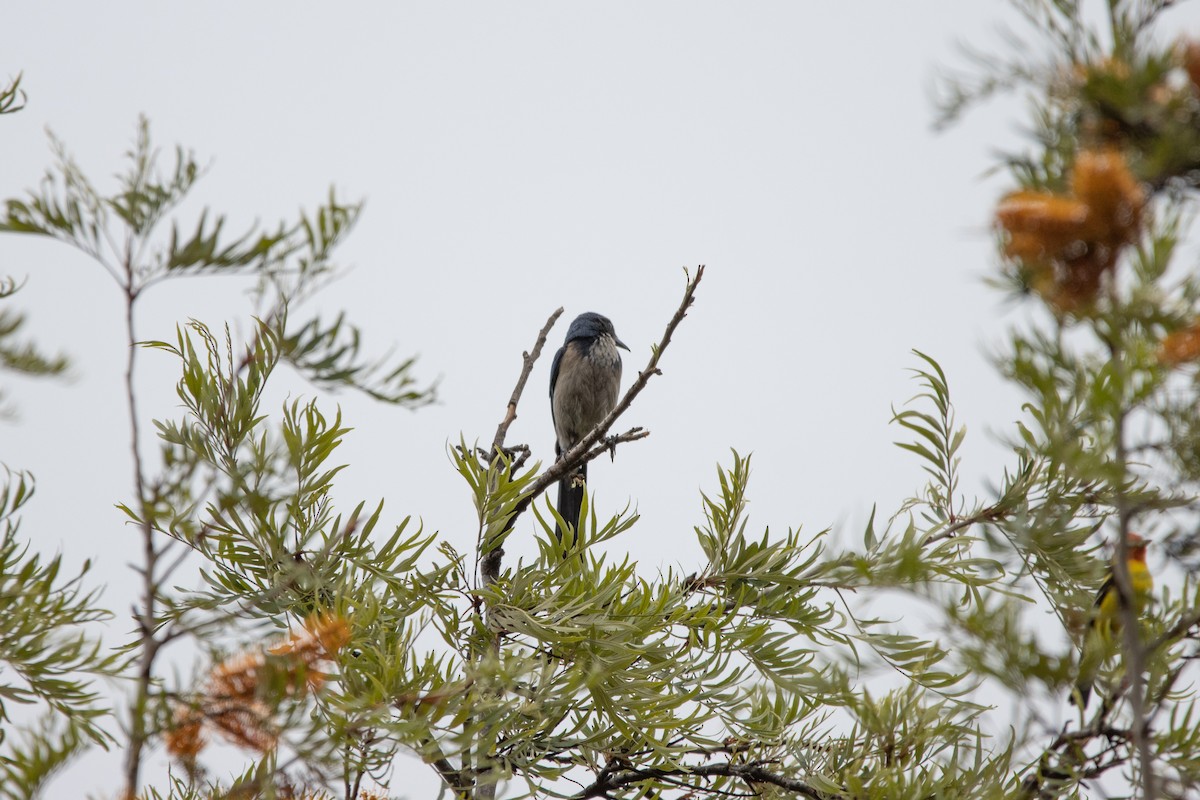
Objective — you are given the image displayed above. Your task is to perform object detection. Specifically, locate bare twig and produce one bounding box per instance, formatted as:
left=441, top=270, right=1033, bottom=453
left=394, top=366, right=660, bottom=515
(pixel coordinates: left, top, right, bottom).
left=472, top=443, right=533, bottom=471
left=1106, top=335, right=1155, bottom=799
left=474, top=309, right=563, bottom=584
left=922, top=501, right=1009, bottom=547
left=121, top=242, right=159, bottom=797
left=491, top=308, right=563, bottom=456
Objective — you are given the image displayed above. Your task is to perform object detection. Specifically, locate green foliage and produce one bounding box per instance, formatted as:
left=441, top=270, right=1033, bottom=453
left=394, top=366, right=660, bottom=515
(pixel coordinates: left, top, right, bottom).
left=128, top=319, right=455, bottom=790
left=0, top=119, right=433, bottom=406
left=892, top=350, right=965, bottom=524
left=108, top=353, right=1031, bottom=798
left=0, top=74, right=24, bottom=116
left=0, top=717, right=85, bottom=800
left=0, top=472, right=115, bottom=744
left=935, top=2, right=1200, bottom=797
left=434, top=430, right=1042, bottom=797
left=0, top=278, right=69, bottom=418
left=141, top=318, right=449, bottom=624
left=281, top=312, right=432, bottom=406
left=0, top=116, right=435, bottom=796
left=0, top=79, right=108, bottom=797
left=0, top=471, right=116, bottom=800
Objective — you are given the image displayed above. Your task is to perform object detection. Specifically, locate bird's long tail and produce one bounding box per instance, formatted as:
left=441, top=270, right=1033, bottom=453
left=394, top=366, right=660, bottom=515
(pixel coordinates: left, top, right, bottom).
left=555, top=461, right=587, bottom=541
left=1071, top=626, right=1105, bottom=709
left=1071, top=675, right=1094, bottom=710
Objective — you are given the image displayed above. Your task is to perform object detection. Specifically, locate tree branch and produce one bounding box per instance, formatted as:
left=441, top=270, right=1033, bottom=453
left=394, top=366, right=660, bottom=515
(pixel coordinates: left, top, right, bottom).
left=1018, top=724, right=1135, bottom=796
left=922, top=500, right=1009, bottom=547
left=122, top=263, right=159, bottom=797
left=491, top=308, right=563, bottom=457
left=572, top=759, right=829, bottom=800
left=1106, top=333, right=1155, bottom=799
left=417, top=734, right=471, bottom=799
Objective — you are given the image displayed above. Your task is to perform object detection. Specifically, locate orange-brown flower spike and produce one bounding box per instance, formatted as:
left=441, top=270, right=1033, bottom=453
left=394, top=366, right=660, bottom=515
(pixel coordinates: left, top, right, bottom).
left=306, top=611, right=351, bottom=657
left=996, top=191, right=1093, bottom=259
left=203, top=650, right=277, bottom=752
left=164, top=706, right=206, bottom=764
left=1159, top=322, right=1200, bottom=365
left=1071, top=148, right=1145, bottom=245
left=182, top=617, right=351, bottom=760
left=208, top=704, right=278, bottom=753
left=995, top=145, right=1145, bottom=316
left=1182, top=40, right=1200, bottom=96
left=1049, top=259, right=1108, bottom=314
left=270, top=612, right=351, bottom=661
left=208, top=650, right=265, bottom=705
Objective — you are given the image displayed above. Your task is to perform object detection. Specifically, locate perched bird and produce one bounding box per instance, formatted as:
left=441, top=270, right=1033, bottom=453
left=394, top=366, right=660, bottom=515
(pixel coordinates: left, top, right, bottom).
left=549, top=312, right=628, bottom=538
left=1071, top=533, right=1153, bottom=709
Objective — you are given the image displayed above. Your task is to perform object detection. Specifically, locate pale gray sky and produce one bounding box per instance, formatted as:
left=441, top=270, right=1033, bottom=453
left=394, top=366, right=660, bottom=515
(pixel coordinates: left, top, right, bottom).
left=6, top=2, right=1199, bottom=797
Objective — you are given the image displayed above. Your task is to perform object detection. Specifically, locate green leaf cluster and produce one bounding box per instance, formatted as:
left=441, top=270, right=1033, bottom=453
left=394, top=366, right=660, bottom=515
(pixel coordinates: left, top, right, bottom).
left=0, top=471, right=117, bottom=798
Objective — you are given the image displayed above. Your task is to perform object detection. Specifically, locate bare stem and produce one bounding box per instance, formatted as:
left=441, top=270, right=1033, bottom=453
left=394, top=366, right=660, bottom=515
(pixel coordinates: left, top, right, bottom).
left=922, top=500, right=1009, bottom=547
left=1106, top=336, right=1154, bottom=799
left=491, top=308, right=563, bottom=456
left=121, top=279, right=160, bottom=796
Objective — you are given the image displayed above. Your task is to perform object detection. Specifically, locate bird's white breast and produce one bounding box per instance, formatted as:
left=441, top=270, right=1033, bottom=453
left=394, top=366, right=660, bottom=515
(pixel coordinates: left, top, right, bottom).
left=589, top=335, right=622, bottom=370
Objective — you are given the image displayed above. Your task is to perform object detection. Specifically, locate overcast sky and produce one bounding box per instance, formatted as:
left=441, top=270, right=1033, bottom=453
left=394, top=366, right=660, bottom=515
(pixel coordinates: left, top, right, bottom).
left=7, top=2, right=1200, bottom=797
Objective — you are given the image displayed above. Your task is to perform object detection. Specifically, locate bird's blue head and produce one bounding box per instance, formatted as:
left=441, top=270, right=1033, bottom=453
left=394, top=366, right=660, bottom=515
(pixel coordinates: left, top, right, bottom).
left=565, top=312, right=629, bottom=350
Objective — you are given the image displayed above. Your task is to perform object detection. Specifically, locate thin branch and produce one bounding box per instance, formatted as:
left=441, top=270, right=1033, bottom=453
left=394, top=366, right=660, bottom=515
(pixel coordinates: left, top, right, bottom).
left=417, top=734, right=470, bottom=798
left=491, top=308, right=563, bottom=456
left=474, top=443, right=532, bottom=471
left=1018, top=724, right=1135, bottom=795
left=922, top=500, right=1009, bottom=547
left=121, top=267, right=159, bottom=796
left=572, top=759, right=829, bottom=800
left=475, top=309, right=562, bottom=584
left=1107, top=338, right=1155, bottom=799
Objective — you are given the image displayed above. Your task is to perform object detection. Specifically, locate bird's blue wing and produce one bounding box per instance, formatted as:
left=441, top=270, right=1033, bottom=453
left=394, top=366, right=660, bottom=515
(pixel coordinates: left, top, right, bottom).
left=549, top=343, right=566, bottom=454
left=549, top=344, right=565, bottom=400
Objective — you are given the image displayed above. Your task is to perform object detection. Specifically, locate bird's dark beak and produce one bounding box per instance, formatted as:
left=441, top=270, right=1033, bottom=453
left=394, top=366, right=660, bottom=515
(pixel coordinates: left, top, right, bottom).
left=615, top=336, right=629, bottom=351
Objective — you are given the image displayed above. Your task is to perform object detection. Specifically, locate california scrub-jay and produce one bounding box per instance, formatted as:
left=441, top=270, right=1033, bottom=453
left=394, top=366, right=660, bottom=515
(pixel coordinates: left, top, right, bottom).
left=550, top=312, right=628, bottom=537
